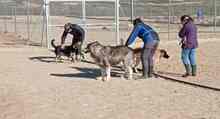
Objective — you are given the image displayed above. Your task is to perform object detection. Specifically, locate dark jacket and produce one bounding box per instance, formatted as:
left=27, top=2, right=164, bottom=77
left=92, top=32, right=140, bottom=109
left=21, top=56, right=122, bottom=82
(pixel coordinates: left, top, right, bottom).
left=126, top=23, right=159, bottom=47
left=61, top=24, right=85, bottom=45
left=179, top=21, right=198, bottom=49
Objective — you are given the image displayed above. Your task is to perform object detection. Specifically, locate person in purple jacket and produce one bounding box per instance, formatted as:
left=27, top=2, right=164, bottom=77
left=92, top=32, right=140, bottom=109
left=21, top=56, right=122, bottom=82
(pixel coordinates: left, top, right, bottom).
left=179, top=15, right=198, bottom=77
left=126, top=18, right=160, bottom=79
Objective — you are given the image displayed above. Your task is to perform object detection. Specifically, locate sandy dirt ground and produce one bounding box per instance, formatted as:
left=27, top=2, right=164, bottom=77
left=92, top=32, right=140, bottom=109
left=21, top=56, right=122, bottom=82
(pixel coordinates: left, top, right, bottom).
left=0, top=31, right=220, bottom=119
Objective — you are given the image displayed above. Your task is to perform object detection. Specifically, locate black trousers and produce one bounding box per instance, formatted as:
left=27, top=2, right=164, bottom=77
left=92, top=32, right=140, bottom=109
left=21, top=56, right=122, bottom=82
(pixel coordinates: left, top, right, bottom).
left=71, top=32, right=85, bottom=58
left=141, top=40, right=159, bottom=77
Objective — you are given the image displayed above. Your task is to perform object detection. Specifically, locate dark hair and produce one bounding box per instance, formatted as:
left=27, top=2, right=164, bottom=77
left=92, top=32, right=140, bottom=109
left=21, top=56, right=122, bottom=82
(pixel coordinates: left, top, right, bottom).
left=133, top=18, right=143, bottom=26
left=180, top=15, right=193, bottom=23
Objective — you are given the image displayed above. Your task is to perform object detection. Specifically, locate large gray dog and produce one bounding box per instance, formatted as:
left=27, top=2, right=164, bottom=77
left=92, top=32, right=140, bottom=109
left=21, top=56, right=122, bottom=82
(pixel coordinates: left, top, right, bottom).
left=85, top=41, right=134, bottom=81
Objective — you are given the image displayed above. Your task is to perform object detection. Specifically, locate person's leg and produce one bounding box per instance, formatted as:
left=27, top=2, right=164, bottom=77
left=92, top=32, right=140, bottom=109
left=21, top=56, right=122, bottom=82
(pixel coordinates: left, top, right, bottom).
left=141, top=48, right=150, bottom=78
left=181, top=48, right=191, bottom=77
left=189, top=48, right=197, bottom=76
left=148, top=41, right=159, bottom=77
left=71, top=35, right=85, bottom=61
left=79, top=32, right=85, bottom=60
left=147, top=48, right=154, bottom=78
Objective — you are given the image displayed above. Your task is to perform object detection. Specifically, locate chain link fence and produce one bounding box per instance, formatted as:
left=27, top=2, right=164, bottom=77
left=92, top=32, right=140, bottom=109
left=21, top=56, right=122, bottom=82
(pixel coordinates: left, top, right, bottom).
left=0, top=0, right=219, bottom=47
left=120, top=0, right=220, bottom=40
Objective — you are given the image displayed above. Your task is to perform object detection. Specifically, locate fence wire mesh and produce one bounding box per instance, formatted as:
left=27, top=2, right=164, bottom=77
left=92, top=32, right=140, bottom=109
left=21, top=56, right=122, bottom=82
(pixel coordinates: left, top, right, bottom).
left=0, top=0, right=219, bottom=47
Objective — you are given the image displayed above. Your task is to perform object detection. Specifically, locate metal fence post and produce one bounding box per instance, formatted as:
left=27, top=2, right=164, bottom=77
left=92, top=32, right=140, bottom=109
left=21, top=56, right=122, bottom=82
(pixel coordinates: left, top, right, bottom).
left=130, top=0, right=134, bottom=23
left=26, top=0, right=30, bottom=43
left=14, top=6, right=17, bottom=34
left=45, top=0, right=50, bottom=48
left=4, top=16, right=7, bottom=33
left=3, top=5, right=8, bottom=33
left=115, top=0, right=120, bottom=45
left=41, top=2, right=45, bottom=47
left=168, top=0, right=171, bottom=41
left=214, top=0, right=216, bottom=33
left=82, top=0, right=86, bottom=45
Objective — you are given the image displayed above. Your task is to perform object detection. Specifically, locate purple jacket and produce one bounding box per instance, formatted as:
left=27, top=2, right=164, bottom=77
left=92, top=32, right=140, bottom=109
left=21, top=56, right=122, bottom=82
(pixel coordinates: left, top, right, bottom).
left=178, top=21, right=198, bottom=49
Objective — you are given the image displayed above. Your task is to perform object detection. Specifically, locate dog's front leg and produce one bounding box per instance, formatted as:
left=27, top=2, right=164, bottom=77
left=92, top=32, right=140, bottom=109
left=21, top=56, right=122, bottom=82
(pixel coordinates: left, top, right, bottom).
left=105, top=66, right=111, bottom=81
left=96, top=67, right=105, bottom=81
left=55, top=57, right=58, bottom=63
left=70, top=53, right=75, bottom=63
left=125, top=66, right=133, bottom=80
left=128, top=66, right=133, bottom=80
left=55, top=56, right=61, bottom=63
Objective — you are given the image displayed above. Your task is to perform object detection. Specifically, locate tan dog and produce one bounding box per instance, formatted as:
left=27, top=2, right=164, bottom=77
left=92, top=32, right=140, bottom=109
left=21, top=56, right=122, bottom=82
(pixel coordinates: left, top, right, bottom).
left=119, top=38, right=169, bottom=73
left=132, top=48, right=170, bottom=73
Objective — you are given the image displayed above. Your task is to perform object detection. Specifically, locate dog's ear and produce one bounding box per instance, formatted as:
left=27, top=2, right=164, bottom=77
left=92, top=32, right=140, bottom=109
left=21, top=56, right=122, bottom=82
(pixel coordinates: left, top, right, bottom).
left=86, top=41, right=100, bottom=48
left=84, top=42, right=93, bottom=53
left=94, top=41, right=99, bottom=44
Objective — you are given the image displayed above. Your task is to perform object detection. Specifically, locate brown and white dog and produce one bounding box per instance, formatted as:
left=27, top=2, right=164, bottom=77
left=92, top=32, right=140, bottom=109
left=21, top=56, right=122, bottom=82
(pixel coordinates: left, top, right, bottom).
left=85, top=41, right=134, bottom=81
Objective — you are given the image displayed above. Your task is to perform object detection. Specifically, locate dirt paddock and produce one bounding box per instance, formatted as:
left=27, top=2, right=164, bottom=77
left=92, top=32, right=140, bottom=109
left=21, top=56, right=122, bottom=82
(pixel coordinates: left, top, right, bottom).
left=0, top=32, right=220, bottom=119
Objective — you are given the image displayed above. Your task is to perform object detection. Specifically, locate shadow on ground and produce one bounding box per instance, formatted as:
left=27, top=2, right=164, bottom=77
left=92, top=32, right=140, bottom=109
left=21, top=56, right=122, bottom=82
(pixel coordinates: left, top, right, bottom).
left=29, top=56, right=56, bottom=63
left=50, top=66, right=124, bottom=80
left=157, top=71, right=183, bottom=77
left=50, top=67, right=100, bottom=80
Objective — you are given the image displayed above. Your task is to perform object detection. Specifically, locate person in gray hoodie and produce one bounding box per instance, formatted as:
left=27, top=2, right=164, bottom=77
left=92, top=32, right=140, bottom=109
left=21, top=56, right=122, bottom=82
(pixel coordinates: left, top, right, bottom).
left=179, top=15, right=198, bottom=77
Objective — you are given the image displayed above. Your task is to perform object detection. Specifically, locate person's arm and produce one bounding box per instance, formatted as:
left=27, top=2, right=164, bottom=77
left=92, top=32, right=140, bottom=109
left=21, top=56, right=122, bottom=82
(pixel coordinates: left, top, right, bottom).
left=61, top=30, right=68, bottom=45
left=178, top=24, right=187, bottom=45
left=125, top=24, right=141, bottom=46
left=178, top=24, right=187, bottom=39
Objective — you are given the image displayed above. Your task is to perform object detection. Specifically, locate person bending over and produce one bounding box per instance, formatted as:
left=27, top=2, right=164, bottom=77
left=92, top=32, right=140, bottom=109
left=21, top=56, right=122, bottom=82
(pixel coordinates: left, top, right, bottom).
left=126, top=18, right=160, bottom=79
left=61, top=23, right=85, bottom=60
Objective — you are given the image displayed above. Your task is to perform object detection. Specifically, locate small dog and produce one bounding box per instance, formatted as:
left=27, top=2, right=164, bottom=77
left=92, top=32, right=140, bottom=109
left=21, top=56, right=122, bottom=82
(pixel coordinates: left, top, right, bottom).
left=51, top=39, right=79, bottom=62
left=85, top=41, right=134, bottom=81
left=132, top=48, right=170, bottom=73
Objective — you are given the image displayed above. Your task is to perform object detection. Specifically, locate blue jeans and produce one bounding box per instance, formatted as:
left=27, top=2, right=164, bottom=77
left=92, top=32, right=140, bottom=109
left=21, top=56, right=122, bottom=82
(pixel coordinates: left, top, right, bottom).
left=181, top=48, right=196, bottom=65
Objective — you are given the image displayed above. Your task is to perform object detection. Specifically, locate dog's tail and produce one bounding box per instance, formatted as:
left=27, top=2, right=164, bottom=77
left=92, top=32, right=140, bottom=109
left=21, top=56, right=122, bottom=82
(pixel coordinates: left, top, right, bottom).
left=51, top=39, right=57, bottom=48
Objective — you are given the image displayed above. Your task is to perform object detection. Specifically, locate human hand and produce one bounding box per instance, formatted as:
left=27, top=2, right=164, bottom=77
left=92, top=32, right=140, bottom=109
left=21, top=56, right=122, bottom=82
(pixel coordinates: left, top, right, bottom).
left=61, top=44, right=65, bottom=49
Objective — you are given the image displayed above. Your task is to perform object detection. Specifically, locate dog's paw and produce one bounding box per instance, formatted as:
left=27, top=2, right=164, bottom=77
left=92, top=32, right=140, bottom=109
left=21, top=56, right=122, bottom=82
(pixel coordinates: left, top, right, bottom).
left=132, top=67, right=139, bottom=73
left=102, top=77, right=111, bottom=82
left=70, top=59, right=75, bottom=63
left=56, top=60, right=63, bottom=63
left=120, top=74, right=126, bottom=80
left=96, top=76, right=103, bottom=80
left=128, top=77, right=133, bottom=80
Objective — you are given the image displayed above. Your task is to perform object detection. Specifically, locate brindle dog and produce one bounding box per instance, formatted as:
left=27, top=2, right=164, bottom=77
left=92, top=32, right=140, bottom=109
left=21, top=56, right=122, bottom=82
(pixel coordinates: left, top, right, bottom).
left=85, top=41, right=134, bottom=81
